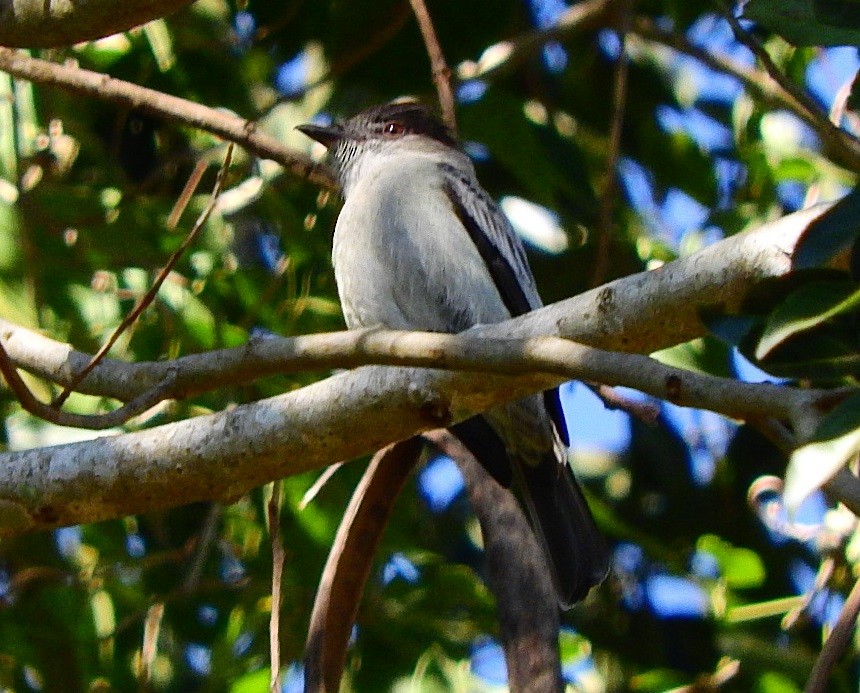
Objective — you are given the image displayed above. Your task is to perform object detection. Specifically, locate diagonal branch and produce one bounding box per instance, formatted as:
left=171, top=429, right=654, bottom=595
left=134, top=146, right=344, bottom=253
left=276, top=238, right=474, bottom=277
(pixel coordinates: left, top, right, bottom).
left=630, top=17, right=860, bottom=171
left=0, top=48, right=337, bottom=189
left=268, top=481, right=285, bottom=693
left=425, top=430, right=564, bottom=692
left=804, top=575, right=860, bottom=693
left=0, top=202, right=839, bottom=405
left=304, top=438, right=423, bottom=693
left=0, top=202, right=847, bottom=535
left=0, top=322, right=830, bottom=432
left=592, top=0, right=634, bottom=287
left=716, top=2, right=860, bottom=166
left=0, top=0, right=194, bottom=48
left=407, top=0, right=457, bottom=133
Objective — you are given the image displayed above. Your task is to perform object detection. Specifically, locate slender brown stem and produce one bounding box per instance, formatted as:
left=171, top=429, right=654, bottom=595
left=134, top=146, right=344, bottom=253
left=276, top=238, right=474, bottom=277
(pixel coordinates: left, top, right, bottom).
left=592, top=0, right=634, bottom=287
left=407, top=0, right=457, bottom=133
left=181, top=504, right=223, bottom=593
left=166, top=158, right=208, bottom=230
left=804, top=575, right=860, bottom=692
left=592, top=383, right=659, bottom=424
left=304, top=439, right=423, bottom=693
left=631, top=16, right=860, bottom=170
left=139, top=603, right=165, bottom=693
left=268, top=481, right=285, bottom=693
left=425, top=430, right=564, bottom=692
left=0, top=336, right=177, bottom=429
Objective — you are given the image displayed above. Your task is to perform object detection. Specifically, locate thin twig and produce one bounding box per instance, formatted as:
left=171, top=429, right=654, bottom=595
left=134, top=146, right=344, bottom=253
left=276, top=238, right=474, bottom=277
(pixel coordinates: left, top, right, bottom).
left=591, top=383, right=660, bottom=424
left=717, top=2, right=860, bottom=165
left=666, top=657, right=741, bottom=692
left=0, top=336, right=177, bottom=429
left=304, top=438, right=423, bottom=693
left=181, top=504, right=223, bottom=593
left=53, top=144, right=234, bottom=408
left=139, top=602, right=165, bottom=693
left=268, top=481, right=285, bottom=693
left=630, top=16, right=860, bottom=170
left=718, top=3, right=822, bottom=122
left=166, top=157, right=209, bottom=230
left=407, top=0, right=457, bottom=133
left=785, top=559, right=835, bottom=632
left=261, top=4, right=411, bottom=115
left=592, top=0, right=633, bottom=287
left=1, top=320, right=839, bottom=434
left=804, top=574, right=860, bottom=693
left=467, top=0, right=612, bottom=83
left=300, top=462, right=344, bottom=510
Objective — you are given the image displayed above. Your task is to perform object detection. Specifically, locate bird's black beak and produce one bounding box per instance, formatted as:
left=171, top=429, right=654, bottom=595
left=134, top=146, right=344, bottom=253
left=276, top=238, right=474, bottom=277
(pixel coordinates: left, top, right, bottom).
left=296, top=122, right=343, bottom=148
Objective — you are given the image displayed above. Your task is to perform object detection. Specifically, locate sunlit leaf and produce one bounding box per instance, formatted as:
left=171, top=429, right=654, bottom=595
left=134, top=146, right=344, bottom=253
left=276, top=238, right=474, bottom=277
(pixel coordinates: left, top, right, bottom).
left=756, top=279, right=860, bottom=358
left=651, top=337, right=733, bottom=377
left=229, top=667, right=270, bottom=693
left=757, top=671, right=803, bottom=693
left=697, top=535, right=766, bottom=589
left=558, top=629, right=590, bottom=664
left=158, top=281, right=217, bottom=348
left=784, top=393, right=860, bottom=510
left=90, top=589, right=115, bottom=640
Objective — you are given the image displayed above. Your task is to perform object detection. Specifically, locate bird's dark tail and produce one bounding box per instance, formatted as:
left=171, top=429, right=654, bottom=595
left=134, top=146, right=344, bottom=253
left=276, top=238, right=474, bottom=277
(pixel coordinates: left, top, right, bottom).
left=448, top=416, right=609, bottom=607
left=517, top=453, right=610, bottom=608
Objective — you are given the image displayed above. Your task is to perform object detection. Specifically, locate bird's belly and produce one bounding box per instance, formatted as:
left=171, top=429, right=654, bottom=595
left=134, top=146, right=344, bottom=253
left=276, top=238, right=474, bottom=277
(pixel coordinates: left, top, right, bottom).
left=332, top=188, right=509, bottom=332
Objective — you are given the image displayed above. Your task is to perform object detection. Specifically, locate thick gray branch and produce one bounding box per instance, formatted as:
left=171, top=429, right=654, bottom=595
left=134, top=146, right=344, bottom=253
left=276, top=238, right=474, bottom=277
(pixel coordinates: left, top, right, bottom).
left=2, top=203, right=831, bottom=400
left=0, top=203, right=842, bottom=534
left=0, top=0, right=194, bottom=48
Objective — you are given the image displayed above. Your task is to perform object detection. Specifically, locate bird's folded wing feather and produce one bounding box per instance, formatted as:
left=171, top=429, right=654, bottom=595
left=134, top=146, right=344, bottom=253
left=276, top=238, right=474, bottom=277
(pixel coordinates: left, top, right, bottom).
left=440, top=162, right=570, bottom=446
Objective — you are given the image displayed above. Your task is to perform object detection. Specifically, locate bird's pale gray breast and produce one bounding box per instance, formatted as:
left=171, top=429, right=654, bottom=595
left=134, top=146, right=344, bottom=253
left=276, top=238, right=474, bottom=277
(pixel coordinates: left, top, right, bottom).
left=332, top=155, right=511, bottom=333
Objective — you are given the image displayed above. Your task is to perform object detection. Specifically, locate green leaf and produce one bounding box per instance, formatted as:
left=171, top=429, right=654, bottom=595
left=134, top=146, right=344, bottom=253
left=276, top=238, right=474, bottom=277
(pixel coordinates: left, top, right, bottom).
left=0, top=75, right=16, bottom=181
left=651, top=337, right=733, bottom=377
left=757, top=671, right=803, bottom=693
left=773, top=157, right=817, bottom=184
left=558, top=629, right=590, bottom=666
left=629, top=668, right=688, bottom=692
left=697, top=535, right=766, bottom=589
left=757, top=335, right=860, bottom=378
left=746, top=0, right=860, bottom=46
left=229, top=667, right=269, bottom=693
left=756, top=279, right=860, bottom=358
left=158, top=281, right=217, bottom=349
left=794, top=186, right=860, bottom=268
left=784, top=392, right=860, bottom=510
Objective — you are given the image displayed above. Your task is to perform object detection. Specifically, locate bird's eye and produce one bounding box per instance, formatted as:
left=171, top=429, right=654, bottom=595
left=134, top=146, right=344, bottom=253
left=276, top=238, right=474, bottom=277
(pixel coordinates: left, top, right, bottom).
left=383, top=121, right=406, bottom=136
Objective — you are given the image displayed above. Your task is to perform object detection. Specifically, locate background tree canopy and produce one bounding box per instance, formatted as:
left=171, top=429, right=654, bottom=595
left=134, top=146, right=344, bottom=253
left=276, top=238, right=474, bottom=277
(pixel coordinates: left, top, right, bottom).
left=0, top=0, right=859, bottom=691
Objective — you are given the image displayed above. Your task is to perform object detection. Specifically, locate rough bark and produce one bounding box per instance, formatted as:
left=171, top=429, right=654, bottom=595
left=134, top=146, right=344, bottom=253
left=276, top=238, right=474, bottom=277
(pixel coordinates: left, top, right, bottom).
left=0, top=0, right=194, bottom=48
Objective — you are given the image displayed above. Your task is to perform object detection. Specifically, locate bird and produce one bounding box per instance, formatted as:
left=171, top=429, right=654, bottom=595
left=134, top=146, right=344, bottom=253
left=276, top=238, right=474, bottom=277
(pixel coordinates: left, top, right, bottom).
left=297, top=101, right=609, bottom=606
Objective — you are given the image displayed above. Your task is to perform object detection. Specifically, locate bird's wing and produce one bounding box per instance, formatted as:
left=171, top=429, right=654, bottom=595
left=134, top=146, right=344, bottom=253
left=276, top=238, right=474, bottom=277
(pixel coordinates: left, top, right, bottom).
left=440, top=162, right=570, bottom=446
left=439, top=162, right=540, bottom=315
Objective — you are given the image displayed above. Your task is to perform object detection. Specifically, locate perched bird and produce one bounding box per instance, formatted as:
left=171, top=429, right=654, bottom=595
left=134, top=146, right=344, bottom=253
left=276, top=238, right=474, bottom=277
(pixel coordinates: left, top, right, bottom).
left=298, top=102, right=609, bottom=606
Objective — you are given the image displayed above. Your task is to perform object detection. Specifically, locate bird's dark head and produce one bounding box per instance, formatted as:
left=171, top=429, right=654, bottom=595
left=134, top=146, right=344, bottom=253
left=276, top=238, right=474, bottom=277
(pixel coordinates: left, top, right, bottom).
left=297, top=102, right=460, bottom=191
left=297, top=101, right=456, bottom=149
